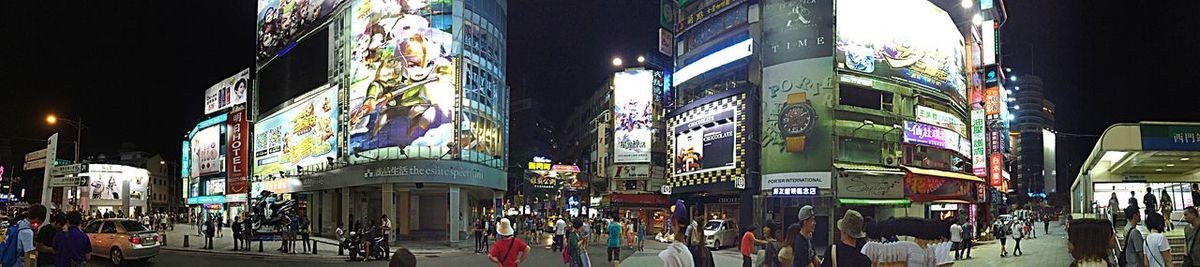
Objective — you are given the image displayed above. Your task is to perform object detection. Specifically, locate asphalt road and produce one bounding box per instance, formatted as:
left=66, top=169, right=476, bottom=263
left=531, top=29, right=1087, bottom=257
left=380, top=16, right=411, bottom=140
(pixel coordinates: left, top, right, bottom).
left=79, top=250, right=384, bottom=267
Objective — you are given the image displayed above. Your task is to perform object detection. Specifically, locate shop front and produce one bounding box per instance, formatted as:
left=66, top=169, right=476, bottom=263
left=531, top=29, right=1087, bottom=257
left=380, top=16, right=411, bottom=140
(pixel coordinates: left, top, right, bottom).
left=73, top=164, right=151, bottom=217
left=903, top=166, right=985, bottom=223
left=762, top=171, right=832, bottom=238
left=833, top=164, right=910, bottom=220
left=606, top=193, right=671, bottom=234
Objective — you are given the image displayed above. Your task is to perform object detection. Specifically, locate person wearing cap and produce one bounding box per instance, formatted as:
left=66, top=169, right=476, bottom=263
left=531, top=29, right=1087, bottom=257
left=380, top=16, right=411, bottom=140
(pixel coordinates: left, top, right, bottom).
left=793, top=205, right=821, bottom=267
left=488, top=218, right=530, bottom=267
left=819, top=210, right=869, bottom=267
left=659, top=200, right=695, bottom=267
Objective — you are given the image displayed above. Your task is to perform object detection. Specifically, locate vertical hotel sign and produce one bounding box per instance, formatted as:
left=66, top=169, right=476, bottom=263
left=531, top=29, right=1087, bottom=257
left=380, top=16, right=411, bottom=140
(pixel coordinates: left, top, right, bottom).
left=181, top=140, right=190, bottom=199
left=226, top=106, right=250, bottom=195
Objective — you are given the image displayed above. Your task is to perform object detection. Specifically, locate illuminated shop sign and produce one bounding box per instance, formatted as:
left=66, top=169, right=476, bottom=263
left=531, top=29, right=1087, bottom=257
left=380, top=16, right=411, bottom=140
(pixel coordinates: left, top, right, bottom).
left=772, top=187, right=819, bottom=196
left=903, top=121, right=970, bottom=156
left=916, top=106, right=967, bottom=136
left=673, top=38, right=753, bottom=86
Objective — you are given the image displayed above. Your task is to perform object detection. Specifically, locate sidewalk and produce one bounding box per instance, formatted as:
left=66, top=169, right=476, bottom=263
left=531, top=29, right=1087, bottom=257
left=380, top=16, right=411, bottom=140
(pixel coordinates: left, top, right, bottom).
left=158, top=223, right=472, bottom=260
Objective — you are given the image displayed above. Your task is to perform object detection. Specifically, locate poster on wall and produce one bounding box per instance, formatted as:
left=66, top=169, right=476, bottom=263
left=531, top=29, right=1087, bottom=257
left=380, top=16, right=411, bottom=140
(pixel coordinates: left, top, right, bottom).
left=256, top=0, right=340, bottom=63
left=227, top=106, right=250, bottom=195
left=191, top=125, right=223, bottom=177
left=835, top=0, right=967, bottom=99
left=762, top=0, right=833, bottom=67
left=206, top=179, right=226, bottom=196
left=347, top=0, right=456, bottom=158
left=204, top=69, right=250, bottom=115
left=672, top=107, right=736, bottom=176
left=253, top=86, right=339, bottom=178
left=84, top=165, right=148, bottom=201
left=613, top=70, right=654, bottom=163
left=762, top=57, right=835, bottom=177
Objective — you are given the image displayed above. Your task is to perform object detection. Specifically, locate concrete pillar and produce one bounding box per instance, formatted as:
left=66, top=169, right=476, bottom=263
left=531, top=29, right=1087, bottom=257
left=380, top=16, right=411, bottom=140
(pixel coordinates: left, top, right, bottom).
left=449, top=186, right=461, bottom=243
left=320, top=190, right=333, bottom=235
left=382, top=184, right=396, bottom=236
left=341, top=188, right=351, bottom=228
left=409, top=194, right=419, bottom=231
left=397, top=189, right=410, bottom=235
left=494, top=191, right=504, bottom=219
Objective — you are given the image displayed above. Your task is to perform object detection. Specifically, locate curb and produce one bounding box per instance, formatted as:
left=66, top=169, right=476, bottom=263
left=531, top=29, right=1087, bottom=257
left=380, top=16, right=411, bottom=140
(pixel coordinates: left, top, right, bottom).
left=160, top=246, right=349, bottom=262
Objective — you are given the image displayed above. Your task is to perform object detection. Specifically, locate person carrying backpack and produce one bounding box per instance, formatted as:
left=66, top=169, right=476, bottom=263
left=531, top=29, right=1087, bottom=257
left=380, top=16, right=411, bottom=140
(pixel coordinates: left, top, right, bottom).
left=52, top=211, right=90, bottom=267
left=2, top=204, right=45, bottom=267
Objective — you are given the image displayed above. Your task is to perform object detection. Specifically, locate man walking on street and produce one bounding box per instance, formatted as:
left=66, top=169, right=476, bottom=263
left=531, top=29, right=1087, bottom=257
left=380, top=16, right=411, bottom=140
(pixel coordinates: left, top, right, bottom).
left=950, top=218, right=963, bottom=260
left=962, top=221, right=974, bottom=259
left=994, top=219, right=1008, bottom=257
left=53, top=211, right=90, bottom=267
left=554, top=217, right=567, bottom=252
left=1182, top=206, right=1200, bottom=266
left=740, top=226, right=768, bottom=267
left=794, top=205, right=822, bottom=267
left=1125, top=207, right=1148, bottom=267
left=607, top=216, right=623, bottom=265
left=1145, top=187, right=1159, bottom=217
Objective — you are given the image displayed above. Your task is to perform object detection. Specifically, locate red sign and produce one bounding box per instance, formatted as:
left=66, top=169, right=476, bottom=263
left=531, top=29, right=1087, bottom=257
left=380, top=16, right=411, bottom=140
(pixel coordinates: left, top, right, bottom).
left=989, top=153, right=1004, bottom=187
left=226, top=106, right=250, bottom=195
left=984, top=87, right=1001, bottom=115
left=903, top=173, right=975, bottom=203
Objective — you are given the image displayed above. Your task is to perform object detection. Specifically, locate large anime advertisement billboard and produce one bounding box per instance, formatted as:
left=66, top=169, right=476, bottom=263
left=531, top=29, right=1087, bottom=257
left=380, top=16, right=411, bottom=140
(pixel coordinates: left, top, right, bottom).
left=347, top=0, right=456, bottom=158
left=253, top=85, right=339, bottom=178
left=613, top=70, right=655, bottom=163
left=256, top=0, right=340, bottom=63
left=835, top=0, right=967, bottom=99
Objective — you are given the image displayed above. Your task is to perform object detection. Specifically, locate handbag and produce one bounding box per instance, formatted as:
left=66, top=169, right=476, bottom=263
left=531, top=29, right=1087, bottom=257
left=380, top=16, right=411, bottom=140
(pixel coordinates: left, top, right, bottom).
left=832, top=244, right=838, bottom=267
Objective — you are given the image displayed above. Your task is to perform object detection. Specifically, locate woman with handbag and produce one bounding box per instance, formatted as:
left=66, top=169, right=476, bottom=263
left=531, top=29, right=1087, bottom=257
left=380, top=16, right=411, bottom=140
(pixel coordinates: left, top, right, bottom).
left=488, top=218, right=530, bottom=267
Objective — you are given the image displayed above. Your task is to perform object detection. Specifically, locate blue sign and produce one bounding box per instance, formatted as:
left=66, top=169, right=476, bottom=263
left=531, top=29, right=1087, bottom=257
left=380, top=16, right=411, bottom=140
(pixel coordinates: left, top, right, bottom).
left=186, top=195, right=225, bottom=205
left=772, top=187, right=819, bottom=196
left=1141, top=125, right=1200, bottom=151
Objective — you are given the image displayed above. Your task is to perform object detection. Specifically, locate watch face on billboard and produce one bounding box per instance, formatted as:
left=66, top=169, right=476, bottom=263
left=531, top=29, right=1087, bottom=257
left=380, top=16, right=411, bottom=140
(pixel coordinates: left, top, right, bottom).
left=191, top=125, right=223, bottom=177
left=256, top=0, right=339, bottom=63
left=835, top=0, right=966, bottom=98
left=613, top=70, right=655, bottom=163
left=204, top=69, right=250, bottom=115
left=254, top=85, right=339, bottom=178
left=672, top=107, right=736, bottom=176
left=347, top=0, right=456, bottom=158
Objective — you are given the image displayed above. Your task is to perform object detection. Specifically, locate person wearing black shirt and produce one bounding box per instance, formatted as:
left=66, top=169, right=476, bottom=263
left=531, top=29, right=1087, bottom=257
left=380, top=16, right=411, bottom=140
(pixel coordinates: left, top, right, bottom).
left=820, top=210, right=870, bottom=267
left=35, top=213, right=65, bottom=266
left=794, top=205, right=820, bottom=267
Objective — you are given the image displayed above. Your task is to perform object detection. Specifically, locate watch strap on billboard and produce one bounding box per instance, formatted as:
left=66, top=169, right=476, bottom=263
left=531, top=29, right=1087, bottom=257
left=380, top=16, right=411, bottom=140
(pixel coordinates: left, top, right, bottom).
left=786, top=136, right=806, bottom=152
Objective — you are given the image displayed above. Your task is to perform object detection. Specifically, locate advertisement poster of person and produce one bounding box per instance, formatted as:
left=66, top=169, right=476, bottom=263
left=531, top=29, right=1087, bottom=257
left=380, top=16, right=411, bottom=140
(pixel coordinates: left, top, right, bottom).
left=835, top=0, right=967, bottom=100
left=256, top=0, right=340, bottom=62
left=672, top=106, right=736, bottom=176
left=613, top=70, right=654, bottom=163
left=253, top=85, right=339, bottom=177
left=347, top=0, right=456, bottom=158
left=207, top=179, right=226, bottom=196
left=191, top=125, right=224, bottom=176
left=82, top=164, right=150, bottom=215
left=203, top=69, right=251, bottom=114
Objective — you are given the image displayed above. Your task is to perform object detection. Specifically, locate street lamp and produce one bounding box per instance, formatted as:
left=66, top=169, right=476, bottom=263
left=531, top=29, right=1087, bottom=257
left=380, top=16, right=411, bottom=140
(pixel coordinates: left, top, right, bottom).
left=45, top=114, right=86, bottom=163
left=971, top=13, right=983, bottom=26
left=612, top=57, right=623, bottom=67
left=961, top=0, right=972, bottom=8
left=636, top=56, right=645, bottom=64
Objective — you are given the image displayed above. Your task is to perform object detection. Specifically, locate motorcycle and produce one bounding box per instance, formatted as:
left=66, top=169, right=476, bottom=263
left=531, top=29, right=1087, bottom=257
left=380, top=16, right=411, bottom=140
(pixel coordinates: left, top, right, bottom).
left=249, top=191, right=297, bottom=232
left=347, top=226, right=389, bottom=261
left=345, top=230, right=364, bottom=261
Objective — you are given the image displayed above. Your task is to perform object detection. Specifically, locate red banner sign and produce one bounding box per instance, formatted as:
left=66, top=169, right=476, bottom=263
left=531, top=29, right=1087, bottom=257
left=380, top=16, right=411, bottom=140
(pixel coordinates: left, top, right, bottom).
left=989, top=153, right=1004, bottom=187
left=227, top=106, right=250, bottom=195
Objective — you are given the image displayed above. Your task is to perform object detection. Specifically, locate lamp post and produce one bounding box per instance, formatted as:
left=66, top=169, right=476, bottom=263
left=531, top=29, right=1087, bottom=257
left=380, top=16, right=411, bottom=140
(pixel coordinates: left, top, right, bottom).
left=45, top=114, right=86, bottom=163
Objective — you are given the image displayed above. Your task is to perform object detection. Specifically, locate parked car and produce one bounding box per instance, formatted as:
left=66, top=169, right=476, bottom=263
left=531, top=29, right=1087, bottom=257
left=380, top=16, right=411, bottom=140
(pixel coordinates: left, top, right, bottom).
left=83, top=219, right=160, bottom=266
left=703, top=219, right=738, bottom=249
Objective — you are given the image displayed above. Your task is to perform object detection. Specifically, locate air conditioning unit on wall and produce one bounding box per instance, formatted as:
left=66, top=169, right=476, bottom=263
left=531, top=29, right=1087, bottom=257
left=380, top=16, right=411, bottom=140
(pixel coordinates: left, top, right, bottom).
left=882, top=142, right=902, bottom=167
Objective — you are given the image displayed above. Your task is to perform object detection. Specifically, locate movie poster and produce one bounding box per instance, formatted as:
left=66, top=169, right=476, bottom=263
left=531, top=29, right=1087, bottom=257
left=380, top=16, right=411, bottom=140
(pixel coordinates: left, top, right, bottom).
left=347, top=0, right=456, bottom=158
left=613, top=70, right=654, bottom=163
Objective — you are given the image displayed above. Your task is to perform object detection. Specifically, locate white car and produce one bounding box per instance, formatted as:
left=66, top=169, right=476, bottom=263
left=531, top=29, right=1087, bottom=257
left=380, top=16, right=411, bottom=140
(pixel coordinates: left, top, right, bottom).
left=703, top=219, right=738, bottom=249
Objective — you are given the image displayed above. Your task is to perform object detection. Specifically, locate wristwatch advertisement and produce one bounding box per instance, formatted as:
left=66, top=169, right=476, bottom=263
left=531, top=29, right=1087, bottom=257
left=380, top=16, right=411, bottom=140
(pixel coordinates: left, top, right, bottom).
left=778, top=92, right=817, bottom=152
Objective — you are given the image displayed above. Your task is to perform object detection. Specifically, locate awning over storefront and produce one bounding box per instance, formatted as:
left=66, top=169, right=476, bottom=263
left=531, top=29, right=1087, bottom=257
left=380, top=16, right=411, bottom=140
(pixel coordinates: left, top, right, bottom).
left=903, top=166, right=983, bottom=203
left=603, top=193, right=671, bottom=209
left=834, top=163, right=905, bottom=175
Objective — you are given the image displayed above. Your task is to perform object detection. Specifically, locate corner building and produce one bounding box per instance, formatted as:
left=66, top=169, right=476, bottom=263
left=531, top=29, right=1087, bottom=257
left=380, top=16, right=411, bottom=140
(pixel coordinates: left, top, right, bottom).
left=662, top=0, right=1002, bottom=247
left=251, top=0, right=507, bottom=244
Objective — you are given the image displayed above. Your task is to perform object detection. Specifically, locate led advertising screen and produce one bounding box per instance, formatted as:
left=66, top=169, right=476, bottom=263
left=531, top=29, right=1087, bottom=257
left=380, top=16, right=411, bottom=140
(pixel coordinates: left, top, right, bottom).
left=254, top=86, right=339, bottom=178
left=836, top=0, right=967, bottom=98
left=203, top=69, right=250, bottom=115
left=347, top=0, right=456, bottom=157
left=672, top=106, right=737, bottom=177
left=256, top=0, right=340, bottom=63
left=190, top=125, right=223, bottom=177
left=613, top=70, right=655, bottom=163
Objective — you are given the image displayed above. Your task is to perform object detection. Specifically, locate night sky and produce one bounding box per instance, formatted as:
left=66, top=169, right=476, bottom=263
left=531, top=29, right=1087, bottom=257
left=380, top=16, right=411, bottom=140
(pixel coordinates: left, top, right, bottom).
left=1, top=0, right=1198, bottom=193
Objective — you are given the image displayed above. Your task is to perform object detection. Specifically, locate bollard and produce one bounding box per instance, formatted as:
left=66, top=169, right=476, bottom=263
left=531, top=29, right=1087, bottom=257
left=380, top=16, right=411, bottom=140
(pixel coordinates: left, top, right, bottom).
left=259, top=240, right=264, bottom=252
left=163, top=234, right=168, bottom=246
left=312, top=240, right=317, bottom=255
left=183, top=235, right=189, bottom=248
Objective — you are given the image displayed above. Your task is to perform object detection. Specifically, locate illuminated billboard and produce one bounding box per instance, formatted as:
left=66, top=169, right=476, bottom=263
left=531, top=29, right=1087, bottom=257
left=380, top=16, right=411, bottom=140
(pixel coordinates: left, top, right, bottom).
left=762, top=57, right=834, bottom=177
left=191, top=125, right=223, bottom=177
left=971, top=109, right=987, bottom=176
left=671, top=104, right=737, bottom=177
left=254, top=85, right=339, bottom=178
left=762, top=0, right=833, bottom=66
left=203, top=69, right=250, bottom=115
left=835, top=0, right=966, bottom=98
left=227, top=106, right=250, bottom=195
left=984, top=87, right=1001, bottom=115
left=206, top=179, right=226, bottom=196
left=613, top=70, right=654, bottom=163
left=83, top=164, right=149, bottom=202
left=347, top=0, right=456, bottom=158
left=903, top=121, right=970, bottom=157
left=256, top=0, right=340, bottom=63
left=916, top=106, right=966, bottom=136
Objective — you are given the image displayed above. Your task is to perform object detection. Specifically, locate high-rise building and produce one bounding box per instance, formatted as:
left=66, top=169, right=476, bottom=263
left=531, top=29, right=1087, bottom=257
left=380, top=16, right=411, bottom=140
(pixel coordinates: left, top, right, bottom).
left=1012, top=75, right=1057, bottom=197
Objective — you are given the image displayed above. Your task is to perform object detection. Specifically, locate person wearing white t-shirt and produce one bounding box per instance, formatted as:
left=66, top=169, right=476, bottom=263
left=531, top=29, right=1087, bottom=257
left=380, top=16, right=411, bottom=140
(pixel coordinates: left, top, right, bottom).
left=1010, top=220, right=1024, bottom=256
left=554, top=218, right=567, bottom=252
left=950, top=221, right=964, bottom=260
left=1144, top=213, right=1172, bottom=267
